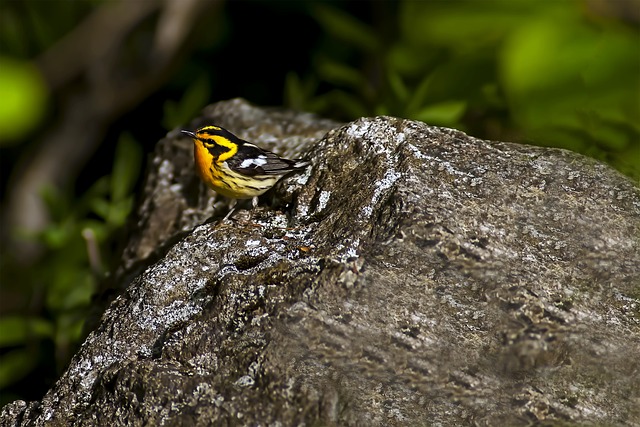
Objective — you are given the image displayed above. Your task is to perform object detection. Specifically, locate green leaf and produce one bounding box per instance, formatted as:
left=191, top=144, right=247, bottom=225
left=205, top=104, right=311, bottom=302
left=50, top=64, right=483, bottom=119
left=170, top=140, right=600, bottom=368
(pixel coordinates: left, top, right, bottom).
left=313, top=4, right=379, bottom=52
left=0, top=349, right=37, bottom=388
left=83, top=176, right=110, bottom=200
left=387, top=69, right=409, bottom=104
left=284, top=72, right=318, bottom=111
left=47, top=267, right=95, bottom=312
left=54, top=312, right=86, bottom=346
left=317, top=58, right=366, bottom=91
left=284, top=72, right=304, bottom=110
left=110, top=133, right=142, bottom=202
left=0, top=57, right=48, bottom=143
left=412, top=100, right=467, bottom=126
left=374, top=104, right=389, bottom=117
left=107, top=197, right=133, bottom=227
left=386, top=42, right=436, bottom=77
left=40, top=221, right=73, bottom=249
left=39, top=184, right=69, bottom=223
left=405, top=73, right=435, bottom=116
left=89, top=197, right=111, bottom=221
left=0, top=316, right=54, bottom=347
left=162, top=73, right=210, bottom=130
left=315, top=90, right=369, bottom=119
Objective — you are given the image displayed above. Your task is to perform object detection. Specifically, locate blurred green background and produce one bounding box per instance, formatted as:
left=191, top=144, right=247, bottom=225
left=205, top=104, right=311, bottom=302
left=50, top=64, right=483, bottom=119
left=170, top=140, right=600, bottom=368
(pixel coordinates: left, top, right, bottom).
left=0, top=0, right=638, bottom=406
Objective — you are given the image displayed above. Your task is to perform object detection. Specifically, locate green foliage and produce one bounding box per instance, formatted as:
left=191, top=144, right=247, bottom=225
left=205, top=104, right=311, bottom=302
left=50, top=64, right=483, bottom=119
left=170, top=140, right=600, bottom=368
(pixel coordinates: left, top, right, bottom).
left=0, top=317, right=54, bottom=347
left=0, top=57, right=48, bottom=143
left=0, top=134, right=141, bottom=398
left=284, top=0, right=639, bottom=181
left=314, top=4, right=380, bottom=53
left=0, top=349, right=38, bottom=394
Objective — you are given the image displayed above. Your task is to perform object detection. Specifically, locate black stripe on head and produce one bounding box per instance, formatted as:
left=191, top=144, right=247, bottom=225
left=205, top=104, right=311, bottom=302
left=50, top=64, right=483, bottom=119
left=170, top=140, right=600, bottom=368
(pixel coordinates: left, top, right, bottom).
left=207, top=143, right=232, bottom=159
left=199, top=126, right=222, bottom=136
left=198, top=126, right=244, bottom=146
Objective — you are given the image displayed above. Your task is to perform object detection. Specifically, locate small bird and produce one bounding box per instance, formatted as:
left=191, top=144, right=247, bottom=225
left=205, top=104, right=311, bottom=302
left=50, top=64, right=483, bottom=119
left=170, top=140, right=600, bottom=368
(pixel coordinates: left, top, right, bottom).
left=181, top=125, right=310, bottom=220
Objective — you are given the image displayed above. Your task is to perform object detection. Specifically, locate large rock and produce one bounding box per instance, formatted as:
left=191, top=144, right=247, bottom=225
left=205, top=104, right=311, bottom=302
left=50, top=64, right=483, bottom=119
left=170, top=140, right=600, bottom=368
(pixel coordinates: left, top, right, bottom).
left=2, top=99, right=639, bottom=426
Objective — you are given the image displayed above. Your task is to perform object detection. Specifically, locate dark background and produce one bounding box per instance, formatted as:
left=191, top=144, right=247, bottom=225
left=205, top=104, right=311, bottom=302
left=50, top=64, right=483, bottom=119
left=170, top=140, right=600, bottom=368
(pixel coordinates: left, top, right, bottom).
left=0, top=0, right=638, bottom=406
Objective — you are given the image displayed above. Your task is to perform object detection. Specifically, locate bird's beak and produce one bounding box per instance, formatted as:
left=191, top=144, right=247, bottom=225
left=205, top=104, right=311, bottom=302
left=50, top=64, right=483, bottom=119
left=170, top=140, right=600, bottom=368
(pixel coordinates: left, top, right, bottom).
left=180, top=130, right=196, bottom=138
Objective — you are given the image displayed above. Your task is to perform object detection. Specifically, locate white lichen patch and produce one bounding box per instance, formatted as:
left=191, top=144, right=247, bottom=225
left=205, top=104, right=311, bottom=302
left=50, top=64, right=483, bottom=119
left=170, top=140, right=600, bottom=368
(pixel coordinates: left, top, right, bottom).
left=234, top=375, right=255, bottom=387
left=291, top=166, right=312, bottom=186
left=252, top=212, right=289, bottom=230
left=437, top=160, right=473, bottom=179
left=407, top=143, right=479, bottom=182
left=74, top=351, right=120, bottom=394
left=186, top=354, right=218, bottom=376
left=361, top=169, right=401, bottom=218
left=470, top=177, right=483, bottom=187
left=441, top=293, right=466, bottom=310
left=318, top=190, right=331, bottom=211
left=532, top=159, right=554, bottom=175
left=567, top=170, right=581, bottom=180
left=245, top=239, right=262, bottom=247
left=296, top=202, right=309, bottom=218
left=346, top=121, right=370, bottom=139
left=338, top=238, right=360, bottom=262
left=406, top=143, right=431, bottom=161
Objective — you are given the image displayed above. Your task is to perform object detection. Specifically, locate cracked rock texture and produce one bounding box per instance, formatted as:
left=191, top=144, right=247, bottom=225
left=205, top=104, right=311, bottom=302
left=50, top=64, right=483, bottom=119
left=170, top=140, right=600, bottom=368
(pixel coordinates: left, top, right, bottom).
left=2, top=98, right=639, bottom=426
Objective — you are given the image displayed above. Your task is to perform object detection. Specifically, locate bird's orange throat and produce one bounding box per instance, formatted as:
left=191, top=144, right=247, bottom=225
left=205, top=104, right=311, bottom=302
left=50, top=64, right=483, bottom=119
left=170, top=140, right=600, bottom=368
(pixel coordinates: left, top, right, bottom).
left=194, top=142, right=213, bottom=182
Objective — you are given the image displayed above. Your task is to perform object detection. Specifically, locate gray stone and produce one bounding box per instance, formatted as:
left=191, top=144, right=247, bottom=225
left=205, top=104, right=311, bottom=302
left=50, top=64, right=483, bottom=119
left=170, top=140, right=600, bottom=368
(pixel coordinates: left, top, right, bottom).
left=2, top=98, right=639, bottom=426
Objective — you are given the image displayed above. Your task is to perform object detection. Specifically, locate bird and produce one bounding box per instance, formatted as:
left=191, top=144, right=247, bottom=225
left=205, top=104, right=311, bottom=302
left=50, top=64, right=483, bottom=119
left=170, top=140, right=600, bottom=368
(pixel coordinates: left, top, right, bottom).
left=180, top=125, right=310, bottom=220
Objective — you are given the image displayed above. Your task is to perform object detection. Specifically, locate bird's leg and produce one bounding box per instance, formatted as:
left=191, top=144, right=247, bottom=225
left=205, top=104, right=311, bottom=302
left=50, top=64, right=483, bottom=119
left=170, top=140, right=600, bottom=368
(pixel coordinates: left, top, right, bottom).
left=252, top=196, right=259, bottom=208
left=223, top=199, right=238, bottom=221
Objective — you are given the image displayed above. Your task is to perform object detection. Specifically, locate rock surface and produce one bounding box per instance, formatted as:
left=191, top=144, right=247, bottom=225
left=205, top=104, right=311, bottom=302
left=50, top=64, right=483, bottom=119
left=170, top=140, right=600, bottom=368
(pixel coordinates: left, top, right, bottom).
left=2, top=99, right=639, bottom=426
